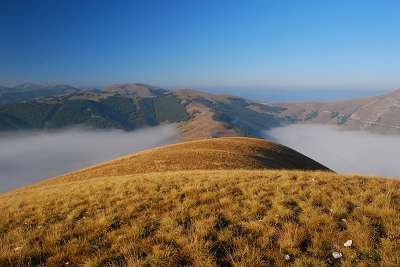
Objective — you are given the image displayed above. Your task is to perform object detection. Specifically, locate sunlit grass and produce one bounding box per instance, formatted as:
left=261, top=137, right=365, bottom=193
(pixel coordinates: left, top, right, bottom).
left=1, top=169, right=399, bottom=266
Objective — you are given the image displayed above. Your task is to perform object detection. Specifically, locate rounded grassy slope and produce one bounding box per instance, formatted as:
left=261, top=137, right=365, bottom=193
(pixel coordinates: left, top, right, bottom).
left=1, top=138, right=399, bottom=266
left=1, top=170, right=399, bottom=266
left=37, top=137, right=330, bottom=186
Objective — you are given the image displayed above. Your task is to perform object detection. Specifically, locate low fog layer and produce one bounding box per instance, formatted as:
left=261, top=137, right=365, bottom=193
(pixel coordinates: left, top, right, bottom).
left=265, top=124, right=400, bottom=178
left=0, top=125, right=178, bottom=192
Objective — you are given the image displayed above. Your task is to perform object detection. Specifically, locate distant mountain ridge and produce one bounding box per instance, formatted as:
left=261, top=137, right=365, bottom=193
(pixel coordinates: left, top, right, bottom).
left=275, top=88, right=400, bottom=134
left=0, top=88, right=188, bottom=131
left=0, top=83, right=81, bottom=105
left=104, top=83, right=168, bottom=97
left=1, top=82, right=400, bottom=136
left=0, top=83, right=284, bottom=139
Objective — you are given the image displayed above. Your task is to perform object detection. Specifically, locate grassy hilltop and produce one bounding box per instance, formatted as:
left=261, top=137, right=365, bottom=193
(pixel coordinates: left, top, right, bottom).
left=0, top=138, right=399, bottom=266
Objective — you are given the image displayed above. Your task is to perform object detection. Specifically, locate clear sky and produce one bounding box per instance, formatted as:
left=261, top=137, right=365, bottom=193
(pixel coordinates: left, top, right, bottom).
left=2, top=0, right=400, bottom=91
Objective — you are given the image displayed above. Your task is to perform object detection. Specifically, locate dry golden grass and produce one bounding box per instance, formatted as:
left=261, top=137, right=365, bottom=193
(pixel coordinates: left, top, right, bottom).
left=1, top=170, right=399, bottom=266
left=29, top=137, right=329, bottom=188
left=0, top=138, right=399, bottom=266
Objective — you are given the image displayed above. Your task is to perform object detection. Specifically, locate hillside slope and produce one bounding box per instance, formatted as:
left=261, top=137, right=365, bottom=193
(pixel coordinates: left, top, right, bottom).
left=175, top=89, right=282, bottom=140
left=275, top=88, right=400, bottom=134
left=1, top=138, right=399, bottom=266
left=0, top=93, right=188, bottom=131
left=32, top=137, right=330, bottom=187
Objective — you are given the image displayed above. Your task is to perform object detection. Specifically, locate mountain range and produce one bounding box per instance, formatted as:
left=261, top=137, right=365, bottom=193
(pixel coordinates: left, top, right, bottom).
left=0, top=83, right=282, bottom=139
left=0, top=83, right=400, bottom=137
left=1, top=82, right=400, bottom=136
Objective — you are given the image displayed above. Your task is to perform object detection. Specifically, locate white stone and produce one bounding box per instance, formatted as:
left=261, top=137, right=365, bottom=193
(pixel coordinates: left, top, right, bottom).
left=284, top=254, right=291, bottom=261
left=344, top=240, right=352, bottom=247
left=332, top=252, right=342, bottom=259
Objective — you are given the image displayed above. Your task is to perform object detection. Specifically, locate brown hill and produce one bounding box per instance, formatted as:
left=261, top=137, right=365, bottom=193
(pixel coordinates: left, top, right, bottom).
left=31, top=137, right=330, bottom=187
left=173, top=89, right=284, bottom=140
left=1, top=141, right=399, bottom=266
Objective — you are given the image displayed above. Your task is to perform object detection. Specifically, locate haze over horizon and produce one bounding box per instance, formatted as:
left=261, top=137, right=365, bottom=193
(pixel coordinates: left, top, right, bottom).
left=2, top=0, right=400, bottom=91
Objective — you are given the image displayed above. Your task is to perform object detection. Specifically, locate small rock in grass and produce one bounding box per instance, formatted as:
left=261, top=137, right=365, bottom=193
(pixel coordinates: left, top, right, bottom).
left=344, top=240, right=352, bottom=247
left=14, top=246, right=23, bottom=251
left=332, top=251, right=342, bottom=259
left=65, top=262, right=69, bottom=265
left=284, top=254, right=291, bottom=261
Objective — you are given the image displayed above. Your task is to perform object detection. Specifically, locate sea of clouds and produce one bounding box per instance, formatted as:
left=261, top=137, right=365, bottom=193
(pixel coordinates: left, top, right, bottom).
left=0, top=124, right=178, bottom=192
left=265, top=124, right=400, bottom=178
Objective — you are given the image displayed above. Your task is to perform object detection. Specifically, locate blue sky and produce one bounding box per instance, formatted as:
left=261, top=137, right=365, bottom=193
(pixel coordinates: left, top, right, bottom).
left=1, top=0, right=400, bottom=91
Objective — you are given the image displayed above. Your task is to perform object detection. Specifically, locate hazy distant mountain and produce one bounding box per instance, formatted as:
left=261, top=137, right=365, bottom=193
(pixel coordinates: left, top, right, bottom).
left=0, top=83, right=284, bottom=139
left=174, top=89, right=282, bottom=140
left=104, top=83, right=168, bottom=97
left=0, top=83, right=81, bottom=105
left=0, top=90, right=188, bottom=131
left=275, top=88, right=400, bottom=134
left=343, top=89, right=400, bottom=133
left=1, top=82, right=400, bottom=136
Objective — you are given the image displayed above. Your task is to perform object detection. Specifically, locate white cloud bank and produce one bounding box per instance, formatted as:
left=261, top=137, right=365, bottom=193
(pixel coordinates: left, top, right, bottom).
left=0, top=125, right=178, bottom=192
left=265, top=124, right=400, bottom=179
